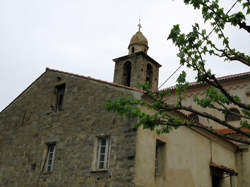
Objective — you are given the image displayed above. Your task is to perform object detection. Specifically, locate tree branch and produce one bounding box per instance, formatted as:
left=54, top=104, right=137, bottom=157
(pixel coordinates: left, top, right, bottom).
left=221, top=51, right=250, bottom=66
left=158, top=119, right=250, bottom=144
left=152, top=102, right=250, bottom=138
left=210, top=102, right=250, bottom=120
left=181, top=105, right=250, bottom=138
left=198, top=0, right=250, bottom=34
left=198, top=28, right=250, bottom=66
left=204, top=75, right=250, bottom=110
left=238, top=21, right=250, bottom=34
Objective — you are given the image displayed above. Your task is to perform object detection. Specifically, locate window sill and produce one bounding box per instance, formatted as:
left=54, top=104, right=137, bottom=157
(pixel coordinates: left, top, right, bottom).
left=90, top=169, right=109, bottom=173
left=39, top=172, right=54, bottom=179
left=40, top=171, right=53, bottom=175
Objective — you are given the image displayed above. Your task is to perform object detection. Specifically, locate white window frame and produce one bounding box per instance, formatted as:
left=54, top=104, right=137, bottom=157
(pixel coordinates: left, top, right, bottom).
left=96, top=136, right=110, bottom=169
left=43, top=143, right=56, bottom=173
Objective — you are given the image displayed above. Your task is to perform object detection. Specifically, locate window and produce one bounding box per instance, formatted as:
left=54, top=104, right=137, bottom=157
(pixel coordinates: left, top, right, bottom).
left=146, top=64, right=153, bottom=88
left=211, top=167, right=223, bottom=187
left=122, top=61, right=131, bottom=87
left=225, top=108, right=241, bottom=121
left=155, top=139, right=165, bottom=176
left=246, top=91, right=250, bottom=97
left=43, top=143, right=56, bottom=173
left=188, top=113, right=199, bottom=122
left=55, top=84, right=65, bottom=111
left=97, top=137, right=110, bottom=169
left=132, top=47, right=135, bottom=53
left=210, top=163, right=238, bottom=187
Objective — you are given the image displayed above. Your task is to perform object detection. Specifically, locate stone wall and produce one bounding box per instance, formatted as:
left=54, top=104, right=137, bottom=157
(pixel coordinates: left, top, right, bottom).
left=0, top=70, right=142, bottom=187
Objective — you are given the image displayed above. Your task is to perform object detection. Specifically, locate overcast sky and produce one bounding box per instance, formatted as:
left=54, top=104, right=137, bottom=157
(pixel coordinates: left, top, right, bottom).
left=0, top=0, right=249, bottom=111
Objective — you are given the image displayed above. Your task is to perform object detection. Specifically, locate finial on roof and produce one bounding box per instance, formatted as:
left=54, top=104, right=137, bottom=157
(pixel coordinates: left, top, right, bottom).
left=138, top=18, right=142, bottom=32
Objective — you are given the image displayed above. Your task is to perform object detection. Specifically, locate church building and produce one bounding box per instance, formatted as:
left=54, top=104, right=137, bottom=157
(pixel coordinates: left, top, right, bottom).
left=0, top=27, right=249, bottom=187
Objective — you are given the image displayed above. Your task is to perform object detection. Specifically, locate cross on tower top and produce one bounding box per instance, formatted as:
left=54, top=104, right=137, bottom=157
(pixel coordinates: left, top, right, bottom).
left=138, top=18, right=142, bottom=32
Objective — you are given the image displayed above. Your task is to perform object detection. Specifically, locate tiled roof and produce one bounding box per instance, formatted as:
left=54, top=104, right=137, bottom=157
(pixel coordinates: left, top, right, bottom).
left=162, top=71, right=250, bottom=91
left=210, top=162, right=238, bottom=176
left=46, top=68, right=144, bottom=93
left=1, top=68, right=144, bottom=112
left=216, top=128, right=250, bottom=134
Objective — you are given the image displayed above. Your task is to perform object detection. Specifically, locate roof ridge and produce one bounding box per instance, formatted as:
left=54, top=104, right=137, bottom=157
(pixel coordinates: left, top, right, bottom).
left=160, top=71, right=250, bottom=91
left=46, top=68, right=144, bottom=93
left=1, top=68, right=144, bottom=112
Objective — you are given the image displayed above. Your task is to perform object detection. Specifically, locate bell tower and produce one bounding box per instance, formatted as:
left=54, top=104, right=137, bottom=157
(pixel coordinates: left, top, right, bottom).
left=113, top=24, right=161, bottom=92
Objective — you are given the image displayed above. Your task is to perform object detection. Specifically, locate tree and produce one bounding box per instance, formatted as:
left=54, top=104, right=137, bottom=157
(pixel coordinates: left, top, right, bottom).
left=106, top=0, right=250, bottom=144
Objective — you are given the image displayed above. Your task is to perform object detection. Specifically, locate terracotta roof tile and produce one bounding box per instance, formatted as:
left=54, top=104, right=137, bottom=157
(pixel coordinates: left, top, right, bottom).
left=216, top=128, right=250, bottom=134
left=161, top=71, right=250, bottom=91
left=46, top=68, right=145, bottom=93
left=1, top=68, right=144, bottom=112
left=210, top=162, right=238, bottom=176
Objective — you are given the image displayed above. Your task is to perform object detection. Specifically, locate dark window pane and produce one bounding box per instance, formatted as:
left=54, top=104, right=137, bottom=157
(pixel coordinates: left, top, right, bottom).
left=101, top=139, right=106, bottom=145
left=101, top=147, right=106, bottom=153
left=132, top=47, right=135, bottom=53
left=99, top=162, right=104, bottom=169
left=100, top=154, right=105, bottom=161
left=123, top=62, right=131, bottom=86
left=225, top=108, right=241, bottom=121
left=146, top=64, right=152, bottom=88
left=189, top=113, right=199, bottom=122
left=55, top=84, right=65, bottom=111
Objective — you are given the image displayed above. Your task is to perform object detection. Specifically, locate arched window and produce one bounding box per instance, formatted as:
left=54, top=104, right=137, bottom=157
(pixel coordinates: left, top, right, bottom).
left=146, top=64, right=153, bottom=87
left=132, top=47, right=135, bottom=53
left=123, top=61, right=131, bottom=86
left=225, top=108, right=241, bottom=121
left=188, top=113, right=199, bottom=122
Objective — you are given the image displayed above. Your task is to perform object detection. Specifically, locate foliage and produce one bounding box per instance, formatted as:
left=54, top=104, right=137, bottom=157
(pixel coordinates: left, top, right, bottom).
left=106, top=0, right=250, bottom=144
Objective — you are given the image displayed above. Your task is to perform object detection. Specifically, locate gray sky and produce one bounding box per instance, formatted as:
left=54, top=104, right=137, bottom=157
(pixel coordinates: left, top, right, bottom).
left=0, top=0, right=249, bottom=111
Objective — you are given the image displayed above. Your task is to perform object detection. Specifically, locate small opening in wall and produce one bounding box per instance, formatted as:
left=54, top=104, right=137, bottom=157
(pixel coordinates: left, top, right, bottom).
left=132, top=47, right=135, bottom=53
left=57, top=77, right=62, bottom=81
left=246, top=91, right=250, bottom=96
left=31, top=163, right=36, bottom=170
left=211, top=168, right=223, bottom=187
left=146, top=63, right=153, bottom=88
left=55, top=83, right=65, bottom=112
left=122, top=61, right=132, bottom=87
left=155, top=139, right=165, bottom=176
left=225, top=108, right=241, bottom=121
left=188, top=113, right=199, bottom=122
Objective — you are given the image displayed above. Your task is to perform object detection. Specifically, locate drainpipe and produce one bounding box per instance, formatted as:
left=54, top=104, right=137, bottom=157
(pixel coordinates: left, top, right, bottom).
left=230, top=175, right=232, bottom=187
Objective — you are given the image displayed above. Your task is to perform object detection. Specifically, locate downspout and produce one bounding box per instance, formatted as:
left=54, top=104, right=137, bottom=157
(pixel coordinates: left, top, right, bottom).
left=230, top=174, right=232, bottom=187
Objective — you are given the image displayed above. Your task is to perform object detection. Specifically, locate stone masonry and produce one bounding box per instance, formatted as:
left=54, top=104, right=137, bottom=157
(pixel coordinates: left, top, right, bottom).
left=113, top=52, right=161, bottom=92
left=0, top=69, right=142, bottom=187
